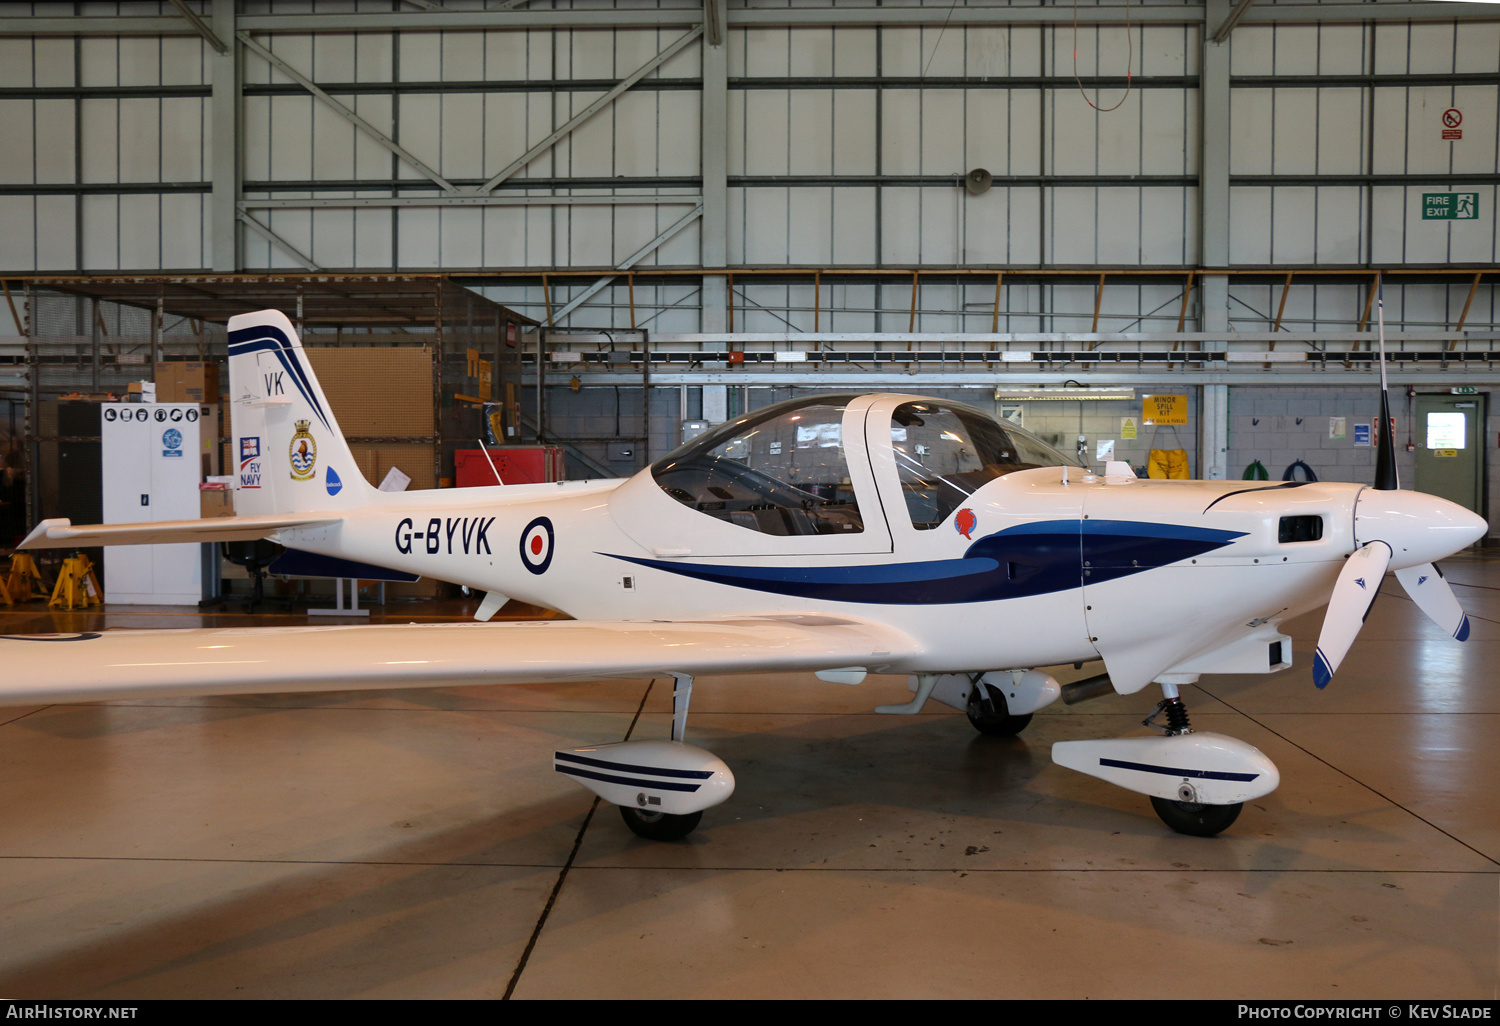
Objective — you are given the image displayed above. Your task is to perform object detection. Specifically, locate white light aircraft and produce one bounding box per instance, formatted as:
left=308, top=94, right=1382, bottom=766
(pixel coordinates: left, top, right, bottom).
left=6, top=310, right=1486, bottom=840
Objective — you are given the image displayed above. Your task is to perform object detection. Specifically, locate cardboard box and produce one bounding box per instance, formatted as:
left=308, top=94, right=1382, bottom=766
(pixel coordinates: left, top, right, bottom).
left=199, top=489, right=235, bottom=519
left=155, top=361, right=220, bottom=404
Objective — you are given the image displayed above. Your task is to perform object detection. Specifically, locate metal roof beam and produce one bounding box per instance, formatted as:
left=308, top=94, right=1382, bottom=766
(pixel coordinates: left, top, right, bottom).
left=238, top=31, right=458, bottom=194
left=475, top=26, right=704, bottom=195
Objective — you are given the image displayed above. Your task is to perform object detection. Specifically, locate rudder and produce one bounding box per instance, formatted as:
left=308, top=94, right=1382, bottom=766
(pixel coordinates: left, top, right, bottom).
left=228, top=310, right=374, bottom=515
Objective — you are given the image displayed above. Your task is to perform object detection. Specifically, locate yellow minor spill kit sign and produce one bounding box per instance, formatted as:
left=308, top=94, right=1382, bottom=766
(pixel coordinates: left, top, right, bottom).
left=1143, top=394, right=1187, bottom=426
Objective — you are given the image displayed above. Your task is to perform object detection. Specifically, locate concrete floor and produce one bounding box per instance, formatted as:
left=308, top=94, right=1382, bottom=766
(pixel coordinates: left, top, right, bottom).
left=0, top=558, right=1497, bottom=999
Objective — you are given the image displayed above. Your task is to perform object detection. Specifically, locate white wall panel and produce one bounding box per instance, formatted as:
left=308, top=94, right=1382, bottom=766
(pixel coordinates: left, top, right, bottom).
left=441, top=32, right=484, bottom=82
left=159, top=98, right=203, bottom=183
left=1369, top=88, right=1406, bottom=174
left=1314, top=186, right=1363, bottom=264
left=80, top=98, right=119, bottom=183
left=1271, top=187, right=1316, bottom=264
left=1271, top=89, right=1318, bottom=175
left=1230, top=27, right=1274, bottom=76
left=964, top=89, right=1008, bottom=176
left=35, top=194, right=73, bottom=271
left=439, top=93, right=485, bottom=180
left=965, top=27, right=1010, bottom=78
left=788, top=28, right=834, bottom=78
left=160, top=36, right=204, bottom=87
left=742, top=189, right=789, bottom=265
left=788, top=90, right=833, bottom=176
left=1229, top=186, right=1272, bottom=264
left=1095, top=95, right=1143, bottom=175
left=743, top=90, right=790, bottom=175
left=1407, top=23, right=1457, bottom=75
left=241, top=96, right=270, bottom=182
left=882, top=90, right=922, bottom=175
left=355, top=32, right=394, bottom=83
left=0, top=39, right=34, bottom=88
left=880, top=29, right=922, bottom=79
left=920, top=186, right=963, bottom=264
left=118, top=98, right=161, bottom=183
left=1450, top=86, right=1498, bottom=175
left=919, top=90, right=965, bottom=174
left=397, top=207, right=440, bottom=269
left=1095, top=188, right=1139, bottom=265
left=524, top=206, right=554, bottom=267
left=160, top=192, right=202, bottom=270
left=351, top=203, right=391, bottom=269
left=481, top=92, right=530, bottom=180
left=1139, top=189, right=1189, bottom=266
left=117, top=37, right=160, bottom=88
left=654, top=215, right=699, bottom=267
left=118, top=194, right=160, bottom=269
left=0, top=101, right=36, bottom=185
left=399, top=32, right=443, bottom=81
left=481, top=206, right=526, bottom=268
left=268, top=96, right=314, bottom=180
left=267, top=35, right=313, bottom=85
left=656, top=90, right=699, bottom=177
left=310, top=30, right=355, bottom=82
left=566, top=90, right=614, bottom=178
left=81, top=194, right=118, bottom=270
left=612, top=90, right=657, bottom=178
left=787, top=187, right=831, bottom=265
left=1367, top=186, right=1405, bottom=264
left=1050, top=91, right=1103, bottom=174
left=396, top=94, right=440, bottom=181
left=880, top=188, right=919, bottom=265
left=830, top=188, right=875, bottom=264
left=657, top=29, right=700, bottom=80
left=1316, top=89, right=1365, bottom=175
left=303, top=204, right=351, bottom=270
left=564, top=205, right=612, bottom=266
left=310, top=98, right=355, bottom=181
left=832, top=28, right=877, bottom=77
left=0, top=197, right=34, bottom=271
left=1139, top=90, right=1186, bottom=175
left=1048, top=187, right=1097, bottom=265
left=438, top=208, right=482, bottom=269
left=1454, top=22, right=1500, bottom=73
left=1404, top=86, right=1462, bottom=175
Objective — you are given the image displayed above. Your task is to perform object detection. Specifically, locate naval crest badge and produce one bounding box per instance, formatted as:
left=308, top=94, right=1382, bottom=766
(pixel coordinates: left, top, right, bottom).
left=289, top=419, right=317, bottom=481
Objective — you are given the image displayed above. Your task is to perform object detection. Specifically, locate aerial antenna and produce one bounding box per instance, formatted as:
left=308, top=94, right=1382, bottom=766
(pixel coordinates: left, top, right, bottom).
left=1373, top=274, right=1398, bottom=490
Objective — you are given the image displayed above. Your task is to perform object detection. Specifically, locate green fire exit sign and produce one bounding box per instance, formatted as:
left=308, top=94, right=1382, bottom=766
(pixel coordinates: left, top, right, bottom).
left=1422, top=193, right=1479, bottom=219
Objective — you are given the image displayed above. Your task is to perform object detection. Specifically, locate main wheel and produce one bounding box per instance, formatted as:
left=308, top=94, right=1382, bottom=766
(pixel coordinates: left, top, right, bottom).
left=965, top=683, right=1033, bottom=737
left=619, top=805, right=702, bottom=841
left=1149, top=796, right=1243, bottom=837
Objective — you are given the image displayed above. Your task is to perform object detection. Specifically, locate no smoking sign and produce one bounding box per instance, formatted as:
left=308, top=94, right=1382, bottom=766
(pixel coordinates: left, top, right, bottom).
left=1442, top=108, right=1462, bottom=141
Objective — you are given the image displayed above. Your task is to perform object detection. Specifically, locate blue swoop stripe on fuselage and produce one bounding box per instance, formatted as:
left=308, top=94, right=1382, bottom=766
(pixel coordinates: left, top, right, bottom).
left=604, top=519, right=1245, bottom=605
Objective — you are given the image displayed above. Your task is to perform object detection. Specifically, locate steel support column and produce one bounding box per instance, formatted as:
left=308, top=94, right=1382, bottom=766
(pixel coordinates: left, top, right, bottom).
left=210, top=0, right=239, bottom=271
left=1199, top=0, right=1233, bottom=480
left=700, top=10, right=729, bottom=334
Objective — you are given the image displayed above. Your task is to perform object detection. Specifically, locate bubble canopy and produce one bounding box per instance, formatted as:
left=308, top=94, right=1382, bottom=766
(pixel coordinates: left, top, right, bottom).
left=651, top=395, right=1079, bottom=538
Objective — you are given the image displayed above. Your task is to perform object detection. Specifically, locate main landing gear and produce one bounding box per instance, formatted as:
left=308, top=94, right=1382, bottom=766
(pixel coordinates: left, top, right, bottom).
left=965, top=680, right=1033, bottom=737
left=553, top=674, right=734, bottom=843
left=1052, top=678, right=1280, bottom=838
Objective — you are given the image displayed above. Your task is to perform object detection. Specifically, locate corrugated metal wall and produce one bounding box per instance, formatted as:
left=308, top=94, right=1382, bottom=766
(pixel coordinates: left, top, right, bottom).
left=0, top=5, right=1494, bottom=331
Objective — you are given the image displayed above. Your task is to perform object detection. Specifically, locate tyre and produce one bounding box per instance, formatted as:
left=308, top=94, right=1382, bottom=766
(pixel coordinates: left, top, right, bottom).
left=619, top=805, right=702, bottom=841
left=1149, top=796, right=1243, bottom=837
left=965, top=683, right=1033, bottom=737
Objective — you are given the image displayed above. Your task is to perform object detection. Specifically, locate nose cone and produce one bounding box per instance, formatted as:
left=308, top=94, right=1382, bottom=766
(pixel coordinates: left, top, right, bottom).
left=1355, top=489, right=1488, bottom=569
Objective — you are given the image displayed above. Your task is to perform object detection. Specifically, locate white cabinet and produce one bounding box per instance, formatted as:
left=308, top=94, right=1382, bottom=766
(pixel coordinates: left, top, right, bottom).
left=100, top=403, right=208, bottom=605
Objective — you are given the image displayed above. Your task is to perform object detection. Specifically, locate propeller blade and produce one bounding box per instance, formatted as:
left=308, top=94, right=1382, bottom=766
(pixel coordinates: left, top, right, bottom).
left=1394, top=563, right=1471, bottom=641
left=1373, top=278, right=1399, bottom=491
left=1314, top=541, right=1393, bottom=689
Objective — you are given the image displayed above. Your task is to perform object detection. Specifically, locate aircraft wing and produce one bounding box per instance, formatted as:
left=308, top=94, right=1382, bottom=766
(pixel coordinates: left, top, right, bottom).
left=0, top=615, right=922, bottom=706
left=19, top=514, right=341, bottom=549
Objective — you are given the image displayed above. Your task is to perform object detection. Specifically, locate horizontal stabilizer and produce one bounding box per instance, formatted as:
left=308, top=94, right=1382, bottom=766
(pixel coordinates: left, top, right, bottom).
left=0, top=615, right=921, bottom=706
left=19, top=514, right=341, bottom=550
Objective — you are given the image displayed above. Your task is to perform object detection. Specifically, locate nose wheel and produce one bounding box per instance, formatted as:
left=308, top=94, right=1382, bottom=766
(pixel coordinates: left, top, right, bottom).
left=965, top=682, right=1033, bottom=736
left=619, top=806, right=703, bottom=841
left=1149, top=795, right=1244, bottom=837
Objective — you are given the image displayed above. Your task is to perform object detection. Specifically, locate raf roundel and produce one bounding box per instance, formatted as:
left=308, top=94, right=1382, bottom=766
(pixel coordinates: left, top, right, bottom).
left=520, top=516, right=555, bottom=575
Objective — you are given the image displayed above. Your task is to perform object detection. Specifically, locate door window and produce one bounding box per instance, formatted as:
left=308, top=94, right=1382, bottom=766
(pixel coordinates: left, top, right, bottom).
left=651, top=396, right=865, bottom=536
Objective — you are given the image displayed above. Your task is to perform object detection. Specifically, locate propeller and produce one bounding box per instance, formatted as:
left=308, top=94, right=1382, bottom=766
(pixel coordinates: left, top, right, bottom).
left=1313, top=541, right=1391, bottom=689
left=1312, top=277, right=1480, bottom=687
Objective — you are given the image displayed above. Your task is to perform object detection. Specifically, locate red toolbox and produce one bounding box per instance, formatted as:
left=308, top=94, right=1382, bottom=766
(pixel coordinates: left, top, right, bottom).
left=455, top=446, right=565, bottom=486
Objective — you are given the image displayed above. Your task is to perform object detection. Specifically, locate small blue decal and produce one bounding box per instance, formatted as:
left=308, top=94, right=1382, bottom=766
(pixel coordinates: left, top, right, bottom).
left=326, top=467, right=343, bottom=496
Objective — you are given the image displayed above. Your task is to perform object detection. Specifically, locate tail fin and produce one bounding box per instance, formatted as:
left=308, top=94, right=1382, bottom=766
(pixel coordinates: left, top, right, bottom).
left=228, top=310, right=376, bottom=515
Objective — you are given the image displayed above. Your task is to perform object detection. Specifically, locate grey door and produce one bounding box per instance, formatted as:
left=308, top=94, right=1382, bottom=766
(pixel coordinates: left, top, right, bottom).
left=1413, top=394, right=1484, bottom=516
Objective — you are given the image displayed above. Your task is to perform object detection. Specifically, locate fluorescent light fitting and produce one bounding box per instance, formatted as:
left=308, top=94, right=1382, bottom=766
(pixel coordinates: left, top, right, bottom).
left=993, top=387, right=1136, bottom=401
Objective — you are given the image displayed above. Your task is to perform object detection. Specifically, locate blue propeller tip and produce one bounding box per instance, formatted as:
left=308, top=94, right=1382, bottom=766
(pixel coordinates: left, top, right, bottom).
left=1456, top=615, right=1471, bottom=643
left=1313, top=649, right=1332, bottom=689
